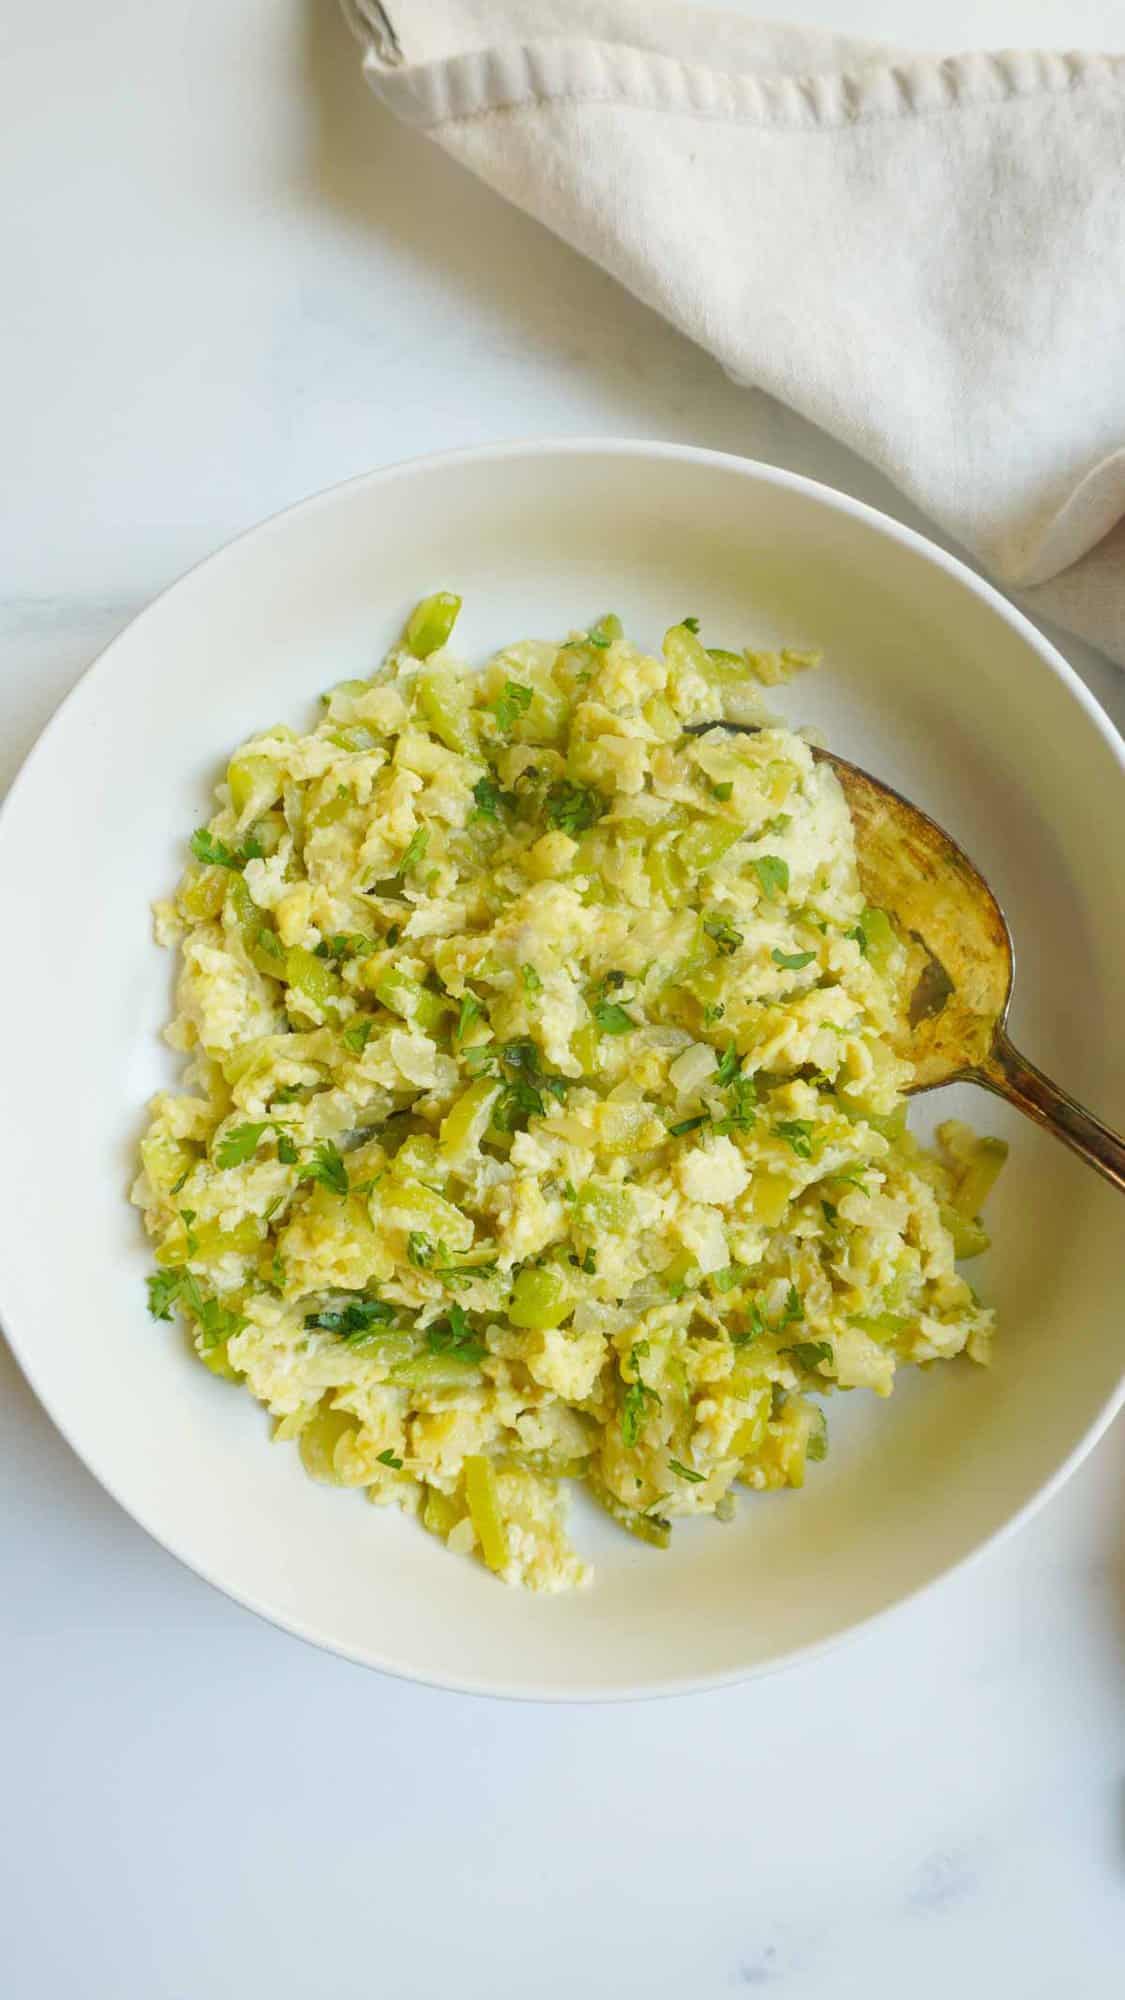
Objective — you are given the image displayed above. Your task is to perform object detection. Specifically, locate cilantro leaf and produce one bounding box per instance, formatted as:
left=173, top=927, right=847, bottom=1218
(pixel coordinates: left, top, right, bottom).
left=407, top=1231, right=436, bottom=1269
left=821, top=1199, right=838, bottom=1226
left=704, top=914, right=743, bottom=957
left=545, top=781, right=605, bottom=836
left=732, top=1300, right=768, bottom=1347
left=396, top=827, right=429, bottom=876
left=276, top=1133, right=298, bottom=1166
left=845, top=923, right=868, bottom=956
left=777, top=1120, right=814, bottom=1159
left=681, top=616, right=701, bottom=634
left=426, top=1300, right=486, bottom=1364
left=620, top=1347, right=662, bottom=1447
left=714, top=1042, right=740, bottom=1088
left=146, top=1268, right=186, bottom=1321
left=593, top=1000, right=633, bottom=1035
left=521, top=963, right=542, bottom=994
left=189, top=828, right=244, bottom=871
left=214, top=1122, right=270, bottom=1169
left=587, top=614, right=621, bottom=648
left=193, top=1294, right=248, bottom=1351
left=471, top=775, right=507, bottom=822
left=342, top=1016, right=375, bottom=1054
left=296, top=1139, right=349, bottom=1197
left=752, top=855, right=789, bottom=901
left=776, top=1283, right=805, bottom=1329
left=785, top=1340, right=833, bottom=1374
left=491, top=680, right=534, bottom=734
left=702, top=1002, right=725, bottom=1027
left=305, top=1296, right=397, bottom=1339
left=669, top=1458, right=705, bottom=1484
left=315, top=932, right=375, bottom=964
left=377, top=1448, right=404, bottom=1470
left=453, top=993, right=482, bottom=1044
left=772, top=948, right=816, bottom=971
left=669, top=1114, right=709, bottom=1137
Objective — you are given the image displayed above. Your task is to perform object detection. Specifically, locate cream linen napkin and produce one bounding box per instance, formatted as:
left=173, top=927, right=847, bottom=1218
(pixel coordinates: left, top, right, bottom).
left=342, top=1, right=1125, bottom=666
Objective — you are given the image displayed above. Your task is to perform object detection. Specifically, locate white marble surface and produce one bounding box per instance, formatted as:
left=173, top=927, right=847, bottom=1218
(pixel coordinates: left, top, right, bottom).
left=2, top=3, right=1122, bottom=1993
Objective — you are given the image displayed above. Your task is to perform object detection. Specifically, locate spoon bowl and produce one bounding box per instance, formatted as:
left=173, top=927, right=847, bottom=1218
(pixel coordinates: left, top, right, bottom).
left=694, top=720, right=1125, bottom=1191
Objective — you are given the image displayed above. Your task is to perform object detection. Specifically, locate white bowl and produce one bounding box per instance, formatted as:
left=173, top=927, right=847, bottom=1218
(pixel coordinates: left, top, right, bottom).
left=1, top=441, right=1122, bottom=1699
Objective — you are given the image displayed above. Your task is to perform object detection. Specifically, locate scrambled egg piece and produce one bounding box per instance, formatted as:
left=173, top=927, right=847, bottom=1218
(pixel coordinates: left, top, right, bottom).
left=133, top=600, right=1006, bottom=1591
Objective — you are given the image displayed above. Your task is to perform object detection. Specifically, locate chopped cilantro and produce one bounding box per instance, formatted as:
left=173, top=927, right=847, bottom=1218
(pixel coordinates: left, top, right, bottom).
left=456, top=992, right=483, bottom=1041
left=714, top=1042, right=740, bottom=1088
left=189, top=828, right=244, bottom=871
left=777, top=1119, right=814, bottom=1159
left=276, top=1133, right=298, bottom=1166
left=821, top=1199, right=838, bottom=1226
left=305, top=1296, right=396, bottom=1339
left=669, top=1458, right=705, bottom=1484
left=704, top=914, right=743, bottom=957
left=407, top=1231, right=436, bottom=1269
left=807, top=1416, right=829, bottom=1462
left=702, top=1002, right=726, bottom=1027
left=669, top=1114, right=709, bottom=1137
left=342, top=1016, right=375, bottom=1054
left=772, top=948, right=816, bottom=971
left=491, top=680, right=534, bottom=733
left=713, top=1072, right=757, bottom=1135
left=396, top=827, right=429, bottom=876
left=169, top=1166, right=191, bottom=1197
left=296, top=1139, right=349, bottom=1197
left=785, top=1339, right=833, bottom=1374
left=315, top=932, right=375, bottom=963
left=845, top=923, right=868, bottom=956
left=426, top=1301, right=486, bottom=1364
left=471, top=775, right=506, bottom=822
left=711, top=1265, right=746, bottom=1294
left=681, top=616, right=701, bottom=634
left=146, top=1269, right=185, bottom=1321
left=579, top=1247, right=597, bottom=1275
left=545, top=781, right=605, bottom=836
left=752, top=854, right=789, bottom=901
left=586, top=614, right=620, bottom=648
left=179, top=1209, right=198, bottom=1256
left=777, top=1283, right=805, bottom=1329
left=621, top=1346, right=661, bottom=1447
left=732, top=1300, right=768, bottom=1347
left=214, top=1122, right=269, bottom=1169
left=521, top=963, right=542, bottom=994
left=377, top=1449, right=404, bottom=1470
left=561, top=1179, right=577, bottom=1202
left=593, top=1000, right=633, bottom=1035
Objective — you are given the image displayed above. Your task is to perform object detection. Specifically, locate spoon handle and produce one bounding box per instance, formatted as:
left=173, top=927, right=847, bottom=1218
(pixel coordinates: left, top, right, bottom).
left=972, top=1032, right=1125, bottom=1193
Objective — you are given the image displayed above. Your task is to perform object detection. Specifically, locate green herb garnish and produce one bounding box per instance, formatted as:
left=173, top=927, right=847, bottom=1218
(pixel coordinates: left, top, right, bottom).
left=772, top=948, right=816, bottom=971
left=704, top=914, right=743, bottom=957
left=777, top=1119, right=814, bottom=1159
left=214, top=1122, right=270, bottom=1169
left=593, top=1000, right=633, bottom=1035
left=669, top=1458, right=705, bottom=1484
left=396, top=827, right=429, bottom=876
left=752, top=855, right=789, bottom=901
left=377, top=1448, right=404, bottom=1470
left=491, top=680, right=534, bottom=734
left=521, top=963, right=542, bottom=994
left=545, top=781, right=605, bottom=836
left=342, top=1016, right=375, bottom=1054
left=296, top=1139, right=349, bottom=1197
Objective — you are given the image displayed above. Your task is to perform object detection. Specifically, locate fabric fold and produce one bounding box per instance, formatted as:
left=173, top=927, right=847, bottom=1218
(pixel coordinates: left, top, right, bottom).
left=343, top=0, right=1125, bottom=665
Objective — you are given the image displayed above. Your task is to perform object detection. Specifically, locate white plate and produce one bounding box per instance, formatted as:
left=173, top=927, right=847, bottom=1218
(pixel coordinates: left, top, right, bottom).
left=1, top=440, right=1122, bottom=1700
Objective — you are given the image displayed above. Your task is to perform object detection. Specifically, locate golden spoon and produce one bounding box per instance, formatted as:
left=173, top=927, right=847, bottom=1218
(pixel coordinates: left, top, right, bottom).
left=693, top=725, right=1125, bottom=1192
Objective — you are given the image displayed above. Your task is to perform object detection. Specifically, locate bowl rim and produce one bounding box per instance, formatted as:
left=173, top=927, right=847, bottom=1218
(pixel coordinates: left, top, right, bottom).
left=2, top=435, right=1122, bottom=1701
